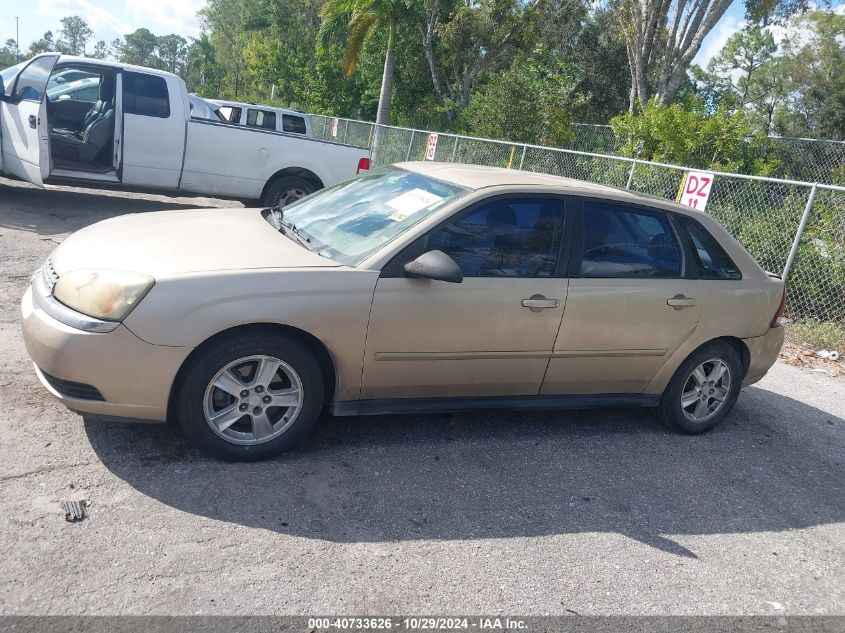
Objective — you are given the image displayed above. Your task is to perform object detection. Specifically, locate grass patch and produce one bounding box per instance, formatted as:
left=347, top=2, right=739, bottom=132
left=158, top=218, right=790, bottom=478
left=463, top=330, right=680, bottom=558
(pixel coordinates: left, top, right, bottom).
left=787, top=319, right=845, bottom=351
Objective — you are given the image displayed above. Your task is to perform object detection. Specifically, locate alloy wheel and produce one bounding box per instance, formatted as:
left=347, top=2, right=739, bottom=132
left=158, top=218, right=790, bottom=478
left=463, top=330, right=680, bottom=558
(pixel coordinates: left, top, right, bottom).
left=203, top=355, right=303, bottom=445
left=680, top=358, right=732, bottom=423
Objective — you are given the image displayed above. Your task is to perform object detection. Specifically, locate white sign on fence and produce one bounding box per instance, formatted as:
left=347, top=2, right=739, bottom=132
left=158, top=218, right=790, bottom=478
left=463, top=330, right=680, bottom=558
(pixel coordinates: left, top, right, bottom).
left=678, top=171, right=715, bottom=211
left=331, top=118, right=339, bottom=138
left=425, top=133, right=439, bottom=160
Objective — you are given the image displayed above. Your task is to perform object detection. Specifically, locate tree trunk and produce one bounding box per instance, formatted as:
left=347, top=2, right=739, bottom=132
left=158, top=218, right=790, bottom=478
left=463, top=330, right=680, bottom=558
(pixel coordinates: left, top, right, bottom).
left=375, top=19, right=396, bottom=126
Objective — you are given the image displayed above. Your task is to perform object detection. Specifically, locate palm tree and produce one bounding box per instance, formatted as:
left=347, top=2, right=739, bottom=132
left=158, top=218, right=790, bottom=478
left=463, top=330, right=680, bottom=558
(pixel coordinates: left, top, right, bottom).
left=320, top=0, right=403, bottom=125
left=187, top=33, right=219, bottom=96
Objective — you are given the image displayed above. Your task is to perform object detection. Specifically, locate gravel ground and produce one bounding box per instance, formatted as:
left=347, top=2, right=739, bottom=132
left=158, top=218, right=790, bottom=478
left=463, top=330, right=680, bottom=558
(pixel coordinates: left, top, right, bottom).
left=0, top=176, right=843, bottom=616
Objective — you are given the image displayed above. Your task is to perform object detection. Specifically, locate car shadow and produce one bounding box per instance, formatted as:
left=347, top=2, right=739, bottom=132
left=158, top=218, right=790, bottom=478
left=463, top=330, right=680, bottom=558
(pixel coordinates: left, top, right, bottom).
left=0, top=177, right=232, bottom=236
left=84, top=385, right=845, bottom=557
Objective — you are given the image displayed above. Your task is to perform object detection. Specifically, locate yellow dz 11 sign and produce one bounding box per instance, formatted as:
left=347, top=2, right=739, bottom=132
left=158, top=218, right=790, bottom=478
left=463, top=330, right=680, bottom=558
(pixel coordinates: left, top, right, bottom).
left=677, top=170, right=715, bottom=211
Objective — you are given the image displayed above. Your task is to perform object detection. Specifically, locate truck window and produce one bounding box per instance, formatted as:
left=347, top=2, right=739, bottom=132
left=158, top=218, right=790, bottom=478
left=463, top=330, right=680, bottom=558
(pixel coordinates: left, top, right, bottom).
left=282, top=114, right=307, bottom=134
left=246, top=109, right=276, bottom=130
left=123, top=71, right=170, bottom=118
left=13, top=56, right=57, bottom=102
left=218, top=105, right=241, bottom=123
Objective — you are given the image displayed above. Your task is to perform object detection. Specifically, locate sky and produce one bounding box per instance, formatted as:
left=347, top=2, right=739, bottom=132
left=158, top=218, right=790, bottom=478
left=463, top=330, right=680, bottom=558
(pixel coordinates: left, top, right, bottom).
left=0, top=0, right=205, bottom=52
left=0, top=0, right=841, bottom=67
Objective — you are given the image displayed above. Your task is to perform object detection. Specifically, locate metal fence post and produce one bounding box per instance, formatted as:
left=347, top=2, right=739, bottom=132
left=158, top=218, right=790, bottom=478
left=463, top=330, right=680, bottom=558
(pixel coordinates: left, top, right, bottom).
left=518, top=145, right=527, bottom=170
left=342, top=120, right=349, bottom=145
left=405, top=130, right=416, bottom=161
left=782, top=183, right=818, bottom=281
left=626, top=159, right=637, bottom=190
left=451, top=137, right=459, bottom=162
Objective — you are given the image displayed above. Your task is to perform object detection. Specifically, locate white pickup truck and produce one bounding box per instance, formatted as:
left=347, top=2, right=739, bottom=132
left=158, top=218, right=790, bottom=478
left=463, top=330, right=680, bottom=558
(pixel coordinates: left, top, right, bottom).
left=0, top=54, right=370, bottom=206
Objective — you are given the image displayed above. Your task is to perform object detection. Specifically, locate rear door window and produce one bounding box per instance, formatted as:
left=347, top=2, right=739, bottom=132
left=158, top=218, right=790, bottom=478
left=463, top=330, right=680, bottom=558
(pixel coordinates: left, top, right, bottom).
left=247, top=109, right=277, bottom=130
left=577, top=200, right=681, bottom=278
left=122, top=72, right=170, bottom=118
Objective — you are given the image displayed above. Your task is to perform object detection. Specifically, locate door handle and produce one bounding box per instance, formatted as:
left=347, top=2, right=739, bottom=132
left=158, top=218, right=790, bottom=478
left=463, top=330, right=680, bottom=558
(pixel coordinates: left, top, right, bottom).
left=522, top=295, right=560, bottom=312
left=667, top=294, right=697, bottom=310
left=28, top=115, right=37, bottom=129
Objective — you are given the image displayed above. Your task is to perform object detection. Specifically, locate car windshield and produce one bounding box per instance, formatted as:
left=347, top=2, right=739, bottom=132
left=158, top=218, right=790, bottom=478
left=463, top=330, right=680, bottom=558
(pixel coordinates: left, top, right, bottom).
left=282, top=167, right=469, bottom=266
left=0, top=61, right=26, bottom=91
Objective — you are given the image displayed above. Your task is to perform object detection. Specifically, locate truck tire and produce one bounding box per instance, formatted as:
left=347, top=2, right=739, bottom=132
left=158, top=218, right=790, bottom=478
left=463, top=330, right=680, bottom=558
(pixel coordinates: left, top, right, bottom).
left=261, top=176, right=316, bottom=208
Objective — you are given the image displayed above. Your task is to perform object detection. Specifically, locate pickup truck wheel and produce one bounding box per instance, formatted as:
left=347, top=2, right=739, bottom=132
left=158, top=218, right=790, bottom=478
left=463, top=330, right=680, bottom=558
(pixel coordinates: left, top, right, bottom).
left=655, top=341, right=743, bottom=434
left=261, top=176, right=316, bottom=208
left=175, top=333, right=324, bottom=461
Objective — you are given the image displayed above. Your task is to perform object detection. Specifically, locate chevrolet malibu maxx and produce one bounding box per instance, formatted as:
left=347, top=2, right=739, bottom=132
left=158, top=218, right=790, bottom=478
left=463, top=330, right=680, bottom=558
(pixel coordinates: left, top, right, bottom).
left=21, top=162, right=786, bottom=460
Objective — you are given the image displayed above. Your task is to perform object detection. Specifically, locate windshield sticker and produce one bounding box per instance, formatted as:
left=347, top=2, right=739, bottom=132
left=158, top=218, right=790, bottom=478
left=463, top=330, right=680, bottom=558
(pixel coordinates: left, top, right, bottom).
left=385, top=189, right=444, bottom=221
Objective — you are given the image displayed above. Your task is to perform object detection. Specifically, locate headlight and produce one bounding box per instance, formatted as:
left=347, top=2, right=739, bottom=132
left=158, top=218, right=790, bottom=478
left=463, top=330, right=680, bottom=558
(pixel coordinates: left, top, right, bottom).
left=53, top=270, right=154, bottom=321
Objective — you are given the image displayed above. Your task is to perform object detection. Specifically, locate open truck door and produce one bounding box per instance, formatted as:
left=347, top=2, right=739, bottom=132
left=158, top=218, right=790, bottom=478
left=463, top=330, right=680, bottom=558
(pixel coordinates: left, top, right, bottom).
left=0, top=54, right=58, bottom=186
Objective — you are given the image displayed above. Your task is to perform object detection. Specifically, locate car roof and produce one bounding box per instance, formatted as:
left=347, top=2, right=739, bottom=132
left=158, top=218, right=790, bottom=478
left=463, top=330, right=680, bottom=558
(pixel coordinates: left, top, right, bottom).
left=55, top=54, right=176, bottom=79
left=398, top=161, right=703, bottom=217
left=207, top=99, right=306, bottom=116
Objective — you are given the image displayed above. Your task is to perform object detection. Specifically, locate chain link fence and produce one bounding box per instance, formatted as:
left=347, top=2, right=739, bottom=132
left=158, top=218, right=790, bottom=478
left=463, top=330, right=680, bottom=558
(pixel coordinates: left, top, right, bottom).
left=566, top=124, right=845, bottom=187
left=311, top=115, right=845, bottom=351
left=313, top=115, right=845, bottom=186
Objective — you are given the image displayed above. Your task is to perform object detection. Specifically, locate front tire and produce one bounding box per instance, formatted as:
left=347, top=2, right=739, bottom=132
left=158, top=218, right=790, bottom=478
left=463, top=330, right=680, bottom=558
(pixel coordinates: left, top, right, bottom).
left=260, top=176, right=316, bottom=208
left=656, top=341, right=743, bottom=434
left=175, top=332, right=325, bottom=460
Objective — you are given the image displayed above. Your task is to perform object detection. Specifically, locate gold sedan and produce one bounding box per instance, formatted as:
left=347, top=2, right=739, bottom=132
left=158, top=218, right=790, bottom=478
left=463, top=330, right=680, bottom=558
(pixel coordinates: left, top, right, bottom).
left=21, top=163, right=786, bottom=460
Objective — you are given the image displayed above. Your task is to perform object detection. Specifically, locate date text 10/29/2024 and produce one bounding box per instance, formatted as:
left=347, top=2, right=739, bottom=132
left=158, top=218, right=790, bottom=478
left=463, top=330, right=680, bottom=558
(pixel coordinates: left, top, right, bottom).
left=307, top=618, right=528, bottom=630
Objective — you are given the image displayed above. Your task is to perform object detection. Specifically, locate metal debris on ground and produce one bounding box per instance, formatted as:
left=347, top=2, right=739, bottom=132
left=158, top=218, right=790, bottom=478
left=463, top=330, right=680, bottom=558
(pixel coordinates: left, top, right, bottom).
left=63, top=500, right=88, bottom=522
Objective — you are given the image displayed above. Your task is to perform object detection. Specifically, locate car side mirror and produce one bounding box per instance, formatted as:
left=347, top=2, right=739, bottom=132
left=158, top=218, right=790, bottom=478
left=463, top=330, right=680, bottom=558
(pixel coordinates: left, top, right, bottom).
left=404, top=250, right=463, bottom=283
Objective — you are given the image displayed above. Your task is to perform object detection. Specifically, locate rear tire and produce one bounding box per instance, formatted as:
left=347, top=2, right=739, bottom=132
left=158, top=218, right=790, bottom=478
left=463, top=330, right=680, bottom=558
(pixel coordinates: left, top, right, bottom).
left=655, top=341, right=743, bottom=434
left=260, top=176, right=317, bottom=208
left=175, top=332, right=324, bottom=461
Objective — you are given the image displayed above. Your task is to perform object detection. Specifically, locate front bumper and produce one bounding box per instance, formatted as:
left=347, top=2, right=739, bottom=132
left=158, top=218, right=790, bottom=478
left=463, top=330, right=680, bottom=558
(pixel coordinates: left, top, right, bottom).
left=21, top=286, right=192, bottom=421
left=742, top=326, right=785, bottom=386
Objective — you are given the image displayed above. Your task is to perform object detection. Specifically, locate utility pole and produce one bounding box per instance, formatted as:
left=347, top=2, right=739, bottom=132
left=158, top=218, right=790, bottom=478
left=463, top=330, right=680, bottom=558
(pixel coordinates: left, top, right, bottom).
left=15, top=16, right=20, bottom=60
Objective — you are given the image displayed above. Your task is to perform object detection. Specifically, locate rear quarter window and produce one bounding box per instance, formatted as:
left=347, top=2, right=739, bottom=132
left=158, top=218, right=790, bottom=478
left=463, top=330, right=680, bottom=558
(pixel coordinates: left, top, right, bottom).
left=676, top=215, right=742, bottom=280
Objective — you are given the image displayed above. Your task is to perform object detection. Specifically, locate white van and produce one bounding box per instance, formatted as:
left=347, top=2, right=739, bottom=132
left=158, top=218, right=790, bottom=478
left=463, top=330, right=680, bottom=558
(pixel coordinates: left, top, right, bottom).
left=209, top=99, right=313, bottom=137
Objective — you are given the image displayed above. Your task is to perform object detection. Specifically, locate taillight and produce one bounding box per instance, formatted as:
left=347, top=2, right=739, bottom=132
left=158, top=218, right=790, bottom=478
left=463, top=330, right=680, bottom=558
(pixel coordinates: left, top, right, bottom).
left=357, top=158, right=370, bottom=173
left=771, top=288, right=787, bottom=327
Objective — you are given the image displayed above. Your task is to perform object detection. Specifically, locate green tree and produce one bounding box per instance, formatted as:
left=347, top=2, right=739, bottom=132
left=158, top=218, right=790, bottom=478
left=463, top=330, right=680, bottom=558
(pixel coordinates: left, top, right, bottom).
left=707, top=26, right=777, bottom=108
left=115, top=28, right=159, bottom=66
left=562, top=8, right=631, bottom=123
left=610, top=98, right=779, bottom=174
left=421, top=0, right=542, bottom=121
left=319, top=0, right=408, bottom=124
left=157, top=34, right=188, bottom=73
left=0, top=39, right=17, bottom=67
left=776, top=11, right=845, bottom=140
left=201, top=0, right=255, bottom=97
left=185, top=33, right=220, bottom=95
left=90, top=40, right=110, bottom=60
left=459, top=50, right=579, bottom=146
left=57, top=16, right=93, bottom=55
left=28, top=31, right=56, bottom=56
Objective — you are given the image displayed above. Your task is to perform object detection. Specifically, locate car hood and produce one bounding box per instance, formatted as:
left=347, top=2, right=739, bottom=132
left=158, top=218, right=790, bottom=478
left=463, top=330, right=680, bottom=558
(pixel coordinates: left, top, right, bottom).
left=51, top=208, right=339, bottom=277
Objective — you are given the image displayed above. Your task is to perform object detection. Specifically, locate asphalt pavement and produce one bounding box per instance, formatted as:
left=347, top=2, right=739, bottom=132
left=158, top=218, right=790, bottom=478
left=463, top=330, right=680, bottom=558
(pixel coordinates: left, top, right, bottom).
left=0, top=176, right=843, bottom=615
